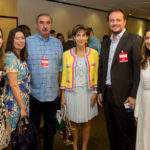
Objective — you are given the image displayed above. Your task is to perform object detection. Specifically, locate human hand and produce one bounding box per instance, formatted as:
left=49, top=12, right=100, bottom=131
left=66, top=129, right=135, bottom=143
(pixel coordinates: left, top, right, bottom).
left=135, top=117, right=138, bottom=122
left=21, top=108, right=27, bottom=118
left=97, top=93, right=103, bottom=107
left=61, top=96, right=66, bottom=107
left=124, top=97, right=136, bottom=109
left=90, top=93, right=97, bottom=107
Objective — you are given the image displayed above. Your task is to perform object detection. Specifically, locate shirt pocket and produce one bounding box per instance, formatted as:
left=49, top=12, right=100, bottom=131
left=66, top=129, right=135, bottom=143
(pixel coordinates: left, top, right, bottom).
left=66, top=63, right=71, bottom=69
left=90, top=62, right=96, bottom=71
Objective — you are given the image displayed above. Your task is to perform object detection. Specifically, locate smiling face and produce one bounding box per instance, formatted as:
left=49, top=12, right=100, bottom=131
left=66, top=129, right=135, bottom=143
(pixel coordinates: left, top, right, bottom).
left=145, top=31, right=150, bottom=51
left=14, top=31, right=25, bottom=51
left=74, top=29, right=88, bottom=47
left=0, top=30, right=3, bottom=49
left=108, top=11, right=126, bottom=34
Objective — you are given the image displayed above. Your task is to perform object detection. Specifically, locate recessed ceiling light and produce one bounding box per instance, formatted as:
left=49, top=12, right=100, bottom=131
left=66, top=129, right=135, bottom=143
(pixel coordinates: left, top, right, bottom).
left=129, top=13, right=132, bottom=16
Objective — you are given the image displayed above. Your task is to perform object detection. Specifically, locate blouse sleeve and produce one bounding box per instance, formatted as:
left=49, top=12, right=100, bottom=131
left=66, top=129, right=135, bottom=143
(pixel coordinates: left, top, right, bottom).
left=4, top=54, right=19, bottom=74
left=94, top=51, right=99, bottom=87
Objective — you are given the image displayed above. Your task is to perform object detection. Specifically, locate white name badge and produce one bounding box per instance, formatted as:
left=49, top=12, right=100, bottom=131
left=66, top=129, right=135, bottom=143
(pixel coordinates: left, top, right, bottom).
left=41, top=59, right=48, bottom=67
left=119, top=53, right=128, bottom=62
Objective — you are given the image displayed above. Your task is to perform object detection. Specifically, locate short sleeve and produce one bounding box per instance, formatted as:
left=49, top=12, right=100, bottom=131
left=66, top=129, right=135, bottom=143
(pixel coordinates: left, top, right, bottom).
left=4, top=53, right=19, bottom=74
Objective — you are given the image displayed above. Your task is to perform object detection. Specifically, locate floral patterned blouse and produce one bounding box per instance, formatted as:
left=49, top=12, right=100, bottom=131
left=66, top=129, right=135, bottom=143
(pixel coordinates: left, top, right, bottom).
left=3, top=52, right=30, bottom=130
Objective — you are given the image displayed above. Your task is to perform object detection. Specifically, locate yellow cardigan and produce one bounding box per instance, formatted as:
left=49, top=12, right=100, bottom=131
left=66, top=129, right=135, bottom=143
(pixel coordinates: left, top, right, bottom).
left=60, top=48, right=99, bottom=90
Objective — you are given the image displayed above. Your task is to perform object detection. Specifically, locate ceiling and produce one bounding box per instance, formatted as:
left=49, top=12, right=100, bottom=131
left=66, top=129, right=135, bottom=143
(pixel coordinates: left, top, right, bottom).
left=51, top=0, right=150, bottom=20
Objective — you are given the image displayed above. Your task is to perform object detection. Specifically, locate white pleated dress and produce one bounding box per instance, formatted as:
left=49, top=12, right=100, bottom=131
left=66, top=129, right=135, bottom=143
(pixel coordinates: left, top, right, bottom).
left=134, top=62, right=150, bottom=150
left=64, top=57, right=98, bottom=123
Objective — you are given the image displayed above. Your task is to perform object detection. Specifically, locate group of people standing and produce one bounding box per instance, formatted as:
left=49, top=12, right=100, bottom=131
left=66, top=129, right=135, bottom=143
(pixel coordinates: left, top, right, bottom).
left=0, top=8, right=150, bottom=150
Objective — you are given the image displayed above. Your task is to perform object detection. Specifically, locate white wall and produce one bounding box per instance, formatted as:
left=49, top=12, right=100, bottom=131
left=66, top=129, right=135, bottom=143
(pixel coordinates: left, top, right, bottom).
left=18, top=0, right=150, bottom=40
left=127, top=17, right=147, bottom=37
left=18, top=0, right=109, bottom=41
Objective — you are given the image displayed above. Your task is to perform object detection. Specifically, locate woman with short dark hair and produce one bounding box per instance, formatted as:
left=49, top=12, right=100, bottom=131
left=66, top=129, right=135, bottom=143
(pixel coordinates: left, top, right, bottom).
left=61, top=24, right=99, bottom=150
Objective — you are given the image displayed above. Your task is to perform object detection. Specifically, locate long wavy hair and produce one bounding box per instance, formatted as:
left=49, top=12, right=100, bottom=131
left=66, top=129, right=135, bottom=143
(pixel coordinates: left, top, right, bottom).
left=5, top=28, right=28, bottom=61
left=140, top=28, right=150, bottom=70
left=0, top=28, right=4, bottom=71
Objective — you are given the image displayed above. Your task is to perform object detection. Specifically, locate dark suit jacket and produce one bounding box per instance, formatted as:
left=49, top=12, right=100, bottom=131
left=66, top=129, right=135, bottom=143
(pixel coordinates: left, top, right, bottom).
left=63, top=40, right=75, bottom=52
left=98, top=31, right=141, bottom=107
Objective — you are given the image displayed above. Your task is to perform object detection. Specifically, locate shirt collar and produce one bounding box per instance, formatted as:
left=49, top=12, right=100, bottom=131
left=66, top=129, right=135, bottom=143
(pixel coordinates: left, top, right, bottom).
left=110, top=28, right=126, bottom=41
left=36, top=32, right=50, bottom=42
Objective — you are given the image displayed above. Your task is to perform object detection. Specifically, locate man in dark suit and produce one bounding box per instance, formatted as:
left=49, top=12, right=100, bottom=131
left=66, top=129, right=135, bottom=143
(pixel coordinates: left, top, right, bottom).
left=63, top=30, right=75, bottom=52
left=97, top=9, right=141, bottom=150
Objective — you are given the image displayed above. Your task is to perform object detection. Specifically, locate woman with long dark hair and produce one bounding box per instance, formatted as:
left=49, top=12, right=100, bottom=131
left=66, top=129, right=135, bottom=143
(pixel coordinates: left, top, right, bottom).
left=3, top=28, right=30, bottom=131
left=134, top=28, right=150, bottom=150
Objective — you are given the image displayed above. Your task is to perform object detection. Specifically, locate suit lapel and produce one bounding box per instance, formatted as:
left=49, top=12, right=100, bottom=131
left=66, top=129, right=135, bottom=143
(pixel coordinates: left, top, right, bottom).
left=112, top=31, right=128, bottom=66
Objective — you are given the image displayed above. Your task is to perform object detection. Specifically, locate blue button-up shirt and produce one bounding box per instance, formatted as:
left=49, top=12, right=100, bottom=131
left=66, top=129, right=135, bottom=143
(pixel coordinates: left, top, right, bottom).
left=26, top=32, right=63, bottom=102
left=106, top=28, right=126, bottom=85
left=88, top=35, right=101, bottom=54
